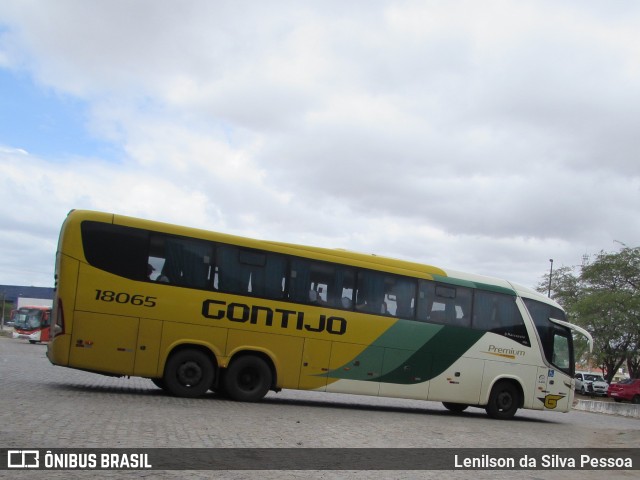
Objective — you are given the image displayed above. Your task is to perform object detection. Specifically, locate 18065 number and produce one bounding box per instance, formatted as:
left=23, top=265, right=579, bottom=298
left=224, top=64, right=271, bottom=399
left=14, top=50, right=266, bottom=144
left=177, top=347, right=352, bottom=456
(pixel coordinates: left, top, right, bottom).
left=95, top=290, right=157, bottom=307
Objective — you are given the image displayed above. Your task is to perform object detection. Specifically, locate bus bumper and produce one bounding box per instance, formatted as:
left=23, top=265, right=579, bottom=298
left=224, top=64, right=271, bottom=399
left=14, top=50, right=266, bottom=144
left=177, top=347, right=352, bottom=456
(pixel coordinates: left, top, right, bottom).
left=13, top=330, right=42, bottom=342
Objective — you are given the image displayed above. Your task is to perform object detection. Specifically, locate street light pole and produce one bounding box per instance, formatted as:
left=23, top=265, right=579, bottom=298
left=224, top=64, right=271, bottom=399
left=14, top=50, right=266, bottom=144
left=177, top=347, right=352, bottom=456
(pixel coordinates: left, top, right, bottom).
left=1, top=292, right=5, bottom=330
left=547, top=259, right=554, bottom=297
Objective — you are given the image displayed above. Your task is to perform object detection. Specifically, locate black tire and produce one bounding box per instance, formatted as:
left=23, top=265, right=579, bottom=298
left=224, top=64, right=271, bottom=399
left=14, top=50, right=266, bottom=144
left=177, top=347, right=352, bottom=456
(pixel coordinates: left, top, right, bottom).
left=443, top=402, right=468, bottom=413
left=223, top=355, right=272, bottom=402
left=151, top=378, right=166, bottom=390
left=29, top=340, right=37, bottom=344
left=163, top=349, right=215, bottom=398
left=485, top=381, right=520, bottom=420
left=632, top=395, right=640, bottom=405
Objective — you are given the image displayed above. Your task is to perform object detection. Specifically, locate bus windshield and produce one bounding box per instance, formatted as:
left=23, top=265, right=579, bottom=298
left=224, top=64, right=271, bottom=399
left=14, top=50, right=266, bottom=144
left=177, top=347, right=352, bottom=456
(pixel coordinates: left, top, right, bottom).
left=13, top=309, right=44, bottom=331
left=523, top=298, right=574, bottom=375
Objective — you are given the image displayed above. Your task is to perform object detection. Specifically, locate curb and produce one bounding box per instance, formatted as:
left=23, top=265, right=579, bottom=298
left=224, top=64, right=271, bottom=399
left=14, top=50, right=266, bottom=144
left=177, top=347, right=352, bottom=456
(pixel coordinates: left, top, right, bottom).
left=0, top=329, right=13, bottom=338
left=573, top=399, right=640, bottom=418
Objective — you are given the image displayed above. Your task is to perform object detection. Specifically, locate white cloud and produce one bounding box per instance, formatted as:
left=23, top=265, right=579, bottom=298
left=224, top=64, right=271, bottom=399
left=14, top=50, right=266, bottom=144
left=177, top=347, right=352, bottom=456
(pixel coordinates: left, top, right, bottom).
left=0, top=0, right=639, bottom=289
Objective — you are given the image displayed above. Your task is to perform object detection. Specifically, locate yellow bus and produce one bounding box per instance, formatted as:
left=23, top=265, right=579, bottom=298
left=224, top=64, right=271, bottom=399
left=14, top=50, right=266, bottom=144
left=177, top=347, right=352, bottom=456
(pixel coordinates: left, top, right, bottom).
left=47, top=210, right=592, bottom=419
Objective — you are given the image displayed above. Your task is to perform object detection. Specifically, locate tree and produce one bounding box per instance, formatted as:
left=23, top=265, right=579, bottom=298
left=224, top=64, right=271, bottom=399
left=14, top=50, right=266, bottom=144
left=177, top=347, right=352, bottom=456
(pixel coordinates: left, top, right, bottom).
left=581, top=247, right=640, bottom=379
left=538, top=246, right=640, bottom=382
left=538, top=265, right=582, bottom=309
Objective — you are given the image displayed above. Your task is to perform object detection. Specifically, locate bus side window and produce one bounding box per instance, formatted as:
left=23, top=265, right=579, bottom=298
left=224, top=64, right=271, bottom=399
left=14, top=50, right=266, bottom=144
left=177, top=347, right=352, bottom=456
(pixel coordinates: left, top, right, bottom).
left=290, top=259, right=354, bottom=309
left=334, top=267, right=355, bottom=309
left=395, top=278, right=416, bottom=319
left=417, top=280, right=435, bottom=322
left=417, top=281, right=470, bottom=327
left=289, top=258, right=312, bottom=304
left=381, top=276, right=416, bottom=318
left=217, top=245, right=286, bottom=296
left=81, top=221, right=149, bottom=280
left=149, top=234, right=213, bottom=289
left=448, top=286, right=471, bottom=328
left=238, top=249, right=287, bottom=300
left=355, top=271, right=386, bottom=315
left=217, top=244, right=250, bottom=294
left=473, top=290, right=529, bottom=346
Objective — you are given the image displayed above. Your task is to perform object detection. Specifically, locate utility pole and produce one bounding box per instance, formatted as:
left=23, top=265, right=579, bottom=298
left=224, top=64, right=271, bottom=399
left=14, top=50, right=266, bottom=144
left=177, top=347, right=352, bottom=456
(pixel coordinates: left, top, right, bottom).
left=1, top=291, right=5, bottom=330
left=547, top=259, right=554, bottom=297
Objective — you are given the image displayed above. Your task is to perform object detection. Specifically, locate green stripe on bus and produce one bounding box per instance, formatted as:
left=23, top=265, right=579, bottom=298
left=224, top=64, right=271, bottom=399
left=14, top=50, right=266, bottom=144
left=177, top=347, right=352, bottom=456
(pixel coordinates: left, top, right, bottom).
left=371, top=319, right=443, bottom=351
left=326, top=323, right=484, bottom=385
left=375, top=326, right=484, bottom=384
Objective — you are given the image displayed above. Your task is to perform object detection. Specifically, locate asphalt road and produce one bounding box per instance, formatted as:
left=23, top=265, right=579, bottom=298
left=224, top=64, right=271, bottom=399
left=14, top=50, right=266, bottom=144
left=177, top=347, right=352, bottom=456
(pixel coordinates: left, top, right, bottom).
left=1, top=335, right=638, bottom=479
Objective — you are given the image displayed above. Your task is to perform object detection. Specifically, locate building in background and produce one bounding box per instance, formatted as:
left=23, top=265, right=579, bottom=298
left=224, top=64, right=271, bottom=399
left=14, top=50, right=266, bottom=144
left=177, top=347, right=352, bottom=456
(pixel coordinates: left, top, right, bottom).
left=1, top=285, right=54, bottom=329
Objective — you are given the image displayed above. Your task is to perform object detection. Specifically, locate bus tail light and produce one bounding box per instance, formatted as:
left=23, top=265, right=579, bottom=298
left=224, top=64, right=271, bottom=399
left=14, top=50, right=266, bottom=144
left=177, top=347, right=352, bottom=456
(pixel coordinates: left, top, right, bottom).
left=52, top=299, right=65, bottom=337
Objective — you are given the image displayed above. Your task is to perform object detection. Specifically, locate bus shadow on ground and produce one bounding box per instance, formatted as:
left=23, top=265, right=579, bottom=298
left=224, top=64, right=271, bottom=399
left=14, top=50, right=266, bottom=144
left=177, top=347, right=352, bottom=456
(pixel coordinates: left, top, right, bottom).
left=48, top=380, right=165, bottom=397
left=260, top=395, right=554, bottom=423
left=47, top=380, right=552, bottom=423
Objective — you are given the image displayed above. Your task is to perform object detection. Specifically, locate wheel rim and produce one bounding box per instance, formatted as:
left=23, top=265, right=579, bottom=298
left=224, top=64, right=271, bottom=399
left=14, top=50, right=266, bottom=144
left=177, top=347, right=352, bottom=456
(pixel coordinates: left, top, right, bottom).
left=238, top=367, right=259, bottom=392
left=496, top=390, right=513, bottom=411
left=177, top=361, right=203, bottom=387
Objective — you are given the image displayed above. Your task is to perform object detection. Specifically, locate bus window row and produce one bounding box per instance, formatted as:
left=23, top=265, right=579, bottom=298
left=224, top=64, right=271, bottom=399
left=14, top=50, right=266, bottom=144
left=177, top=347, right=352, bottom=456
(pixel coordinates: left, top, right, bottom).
left=81, top=221, right=530, bottom=346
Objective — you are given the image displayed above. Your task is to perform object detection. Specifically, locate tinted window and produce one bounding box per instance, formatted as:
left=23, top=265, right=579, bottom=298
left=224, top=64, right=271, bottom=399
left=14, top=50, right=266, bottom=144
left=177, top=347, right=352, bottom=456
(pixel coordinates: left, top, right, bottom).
left=473, top=290, right=530, bottom=346
left=217, top=245, right=286, bottom=299
left=355, top=271, right=416, bottom=317
left=387, top=276, right=416, bottom=318
left=417, top=281, right=471, bottom=327
left=290, top=259, right=355, bottom=309
left=81, top=221, right=148, bottom=280
left=355, top=270, right=386, bottom=314
left=149, top=234, right=213, bottom=289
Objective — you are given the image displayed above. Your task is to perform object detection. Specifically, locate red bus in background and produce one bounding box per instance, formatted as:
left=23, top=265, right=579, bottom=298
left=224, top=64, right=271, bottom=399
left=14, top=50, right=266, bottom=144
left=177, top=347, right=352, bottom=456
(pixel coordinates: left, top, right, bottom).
left=12, top=306, right=52, bottom=344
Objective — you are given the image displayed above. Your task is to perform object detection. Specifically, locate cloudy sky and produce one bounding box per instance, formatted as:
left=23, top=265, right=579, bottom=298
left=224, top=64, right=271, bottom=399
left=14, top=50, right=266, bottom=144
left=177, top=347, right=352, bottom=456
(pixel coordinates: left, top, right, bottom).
left=1, top=0, right=639, bottom=290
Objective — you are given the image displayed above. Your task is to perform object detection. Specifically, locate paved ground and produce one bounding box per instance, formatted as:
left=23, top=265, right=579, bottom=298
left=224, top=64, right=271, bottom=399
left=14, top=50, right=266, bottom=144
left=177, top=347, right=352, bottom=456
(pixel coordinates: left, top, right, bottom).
left=1, top=335, right=638, bottom=479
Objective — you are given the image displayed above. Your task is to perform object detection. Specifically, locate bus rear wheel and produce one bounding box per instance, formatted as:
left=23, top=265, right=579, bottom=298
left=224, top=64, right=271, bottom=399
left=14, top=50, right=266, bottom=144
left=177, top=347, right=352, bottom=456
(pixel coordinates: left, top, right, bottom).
left=164, top=349, right=215, bottom=398
left=443, top=402, right=468, bottom=413
left=223, top=355, right=272, bottom=402
left=485, top=381, right=519, bottom=420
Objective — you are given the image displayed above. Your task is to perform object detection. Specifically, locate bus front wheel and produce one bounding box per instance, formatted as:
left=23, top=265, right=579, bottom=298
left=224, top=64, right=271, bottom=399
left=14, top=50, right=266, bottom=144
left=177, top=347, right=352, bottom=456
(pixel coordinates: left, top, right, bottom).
left=223, top=355, right=272, bottom=402
left=485, top=381, right=519, bottom=420
left=164, top=349, right=215, bottom=398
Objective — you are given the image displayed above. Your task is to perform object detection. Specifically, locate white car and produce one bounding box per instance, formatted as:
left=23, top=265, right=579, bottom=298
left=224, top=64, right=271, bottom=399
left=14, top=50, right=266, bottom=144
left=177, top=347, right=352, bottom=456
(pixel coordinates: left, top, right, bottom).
left=575, top=372, right=609, bottom=396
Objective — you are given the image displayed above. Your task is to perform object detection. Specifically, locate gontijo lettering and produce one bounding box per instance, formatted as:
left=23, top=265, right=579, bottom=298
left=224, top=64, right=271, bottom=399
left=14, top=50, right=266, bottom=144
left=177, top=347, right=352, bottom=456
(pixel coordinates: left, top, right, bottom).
left=202, top=299, right=347, bottom=335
